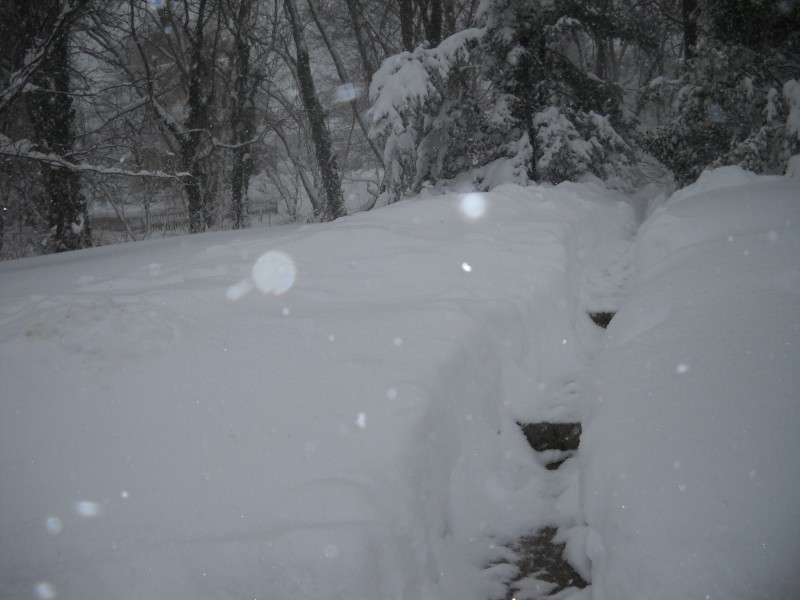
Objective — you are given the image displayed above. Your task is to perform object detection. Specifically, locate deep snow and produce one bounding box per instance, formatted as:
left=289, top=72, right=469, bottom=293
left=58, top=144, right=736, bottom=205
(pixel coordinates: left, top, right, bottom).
left=1, top=168, right=798, bottom=600
left=1, top=182, right=634, bottom=600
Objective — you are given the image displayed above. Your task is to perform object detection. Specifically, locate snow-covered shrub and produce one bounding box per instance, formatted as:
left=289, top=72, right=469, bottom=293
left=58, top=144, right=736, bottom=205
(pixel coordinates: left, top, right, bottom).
left=368, top=29, right=486, bottom=202
left=534, top=107, right=630, bottom=184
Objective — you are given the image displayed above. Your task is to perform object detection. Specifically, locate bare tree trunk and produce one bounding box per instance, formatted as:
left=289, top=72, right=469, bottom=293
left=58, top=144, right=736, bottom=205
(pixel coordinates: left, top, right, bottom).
left=682, top=0, right=698, bottom=59
left=400, top=0, right=414, bottom=51
left=283, top=0, right=345, bottom=221
left=442, top=0, right=456, bottom=38
left=227, top=0, right=258, bottom=229
left=27, top=2, right=91, bottom=251
left=344, top=0, right=378, bottom=87
left=181, top=0, right=216, bottom=232
left=426, top=0, right=442, bottom=46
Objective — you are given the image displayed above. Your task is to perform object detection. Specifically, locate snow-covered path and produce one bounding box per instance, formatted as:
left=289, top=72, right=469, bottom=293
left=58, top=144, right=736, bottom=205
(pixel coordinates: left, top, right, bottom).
left=1, top=169, right=798, bottom=600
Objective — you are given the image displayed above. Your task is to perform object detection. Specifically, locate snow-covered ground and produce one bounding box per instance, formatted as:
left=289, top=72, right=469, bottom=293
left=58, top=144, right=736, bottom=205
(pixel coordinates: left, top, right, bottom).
left=1, top=168, right=798, bottom=599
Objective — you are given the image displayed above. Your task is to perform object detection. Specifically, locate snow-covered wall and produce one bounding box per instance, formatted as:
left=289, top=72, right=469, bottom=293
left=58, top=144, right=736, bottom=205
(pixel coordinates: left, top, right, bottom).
left=580, top=167, right=800, bottom=599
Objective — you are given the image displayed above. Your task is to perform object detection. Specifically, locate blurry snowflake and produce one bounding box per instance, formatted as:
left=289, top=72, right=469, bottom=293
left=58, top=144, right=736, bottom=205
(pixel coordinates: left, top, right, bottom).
left=253, top=251, right=296, bottom=295
left=74, top=500, right=105, bottom=518
left=34, top=582, right=56, bottom=600
left=459, top=193, right=487, bottom=221
left=45, top=516, right=63, bottom=535
left=333, top=83, right=360, bottom=104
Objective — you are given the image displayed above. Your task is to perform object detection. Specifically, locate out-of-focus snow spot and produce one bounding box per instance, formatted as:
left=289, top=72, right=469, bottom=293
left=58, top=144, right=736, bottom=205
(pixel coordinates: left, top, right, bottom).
left=328, top=334, right=335, bottom=342
left=393, top=337, right=403, bottom=347
left=226, top=278, right=253, bottom=301
left=163, top=25, right=173, bottom=34
left=333, top=83, right=360, bottom=104
left=387, top=387, right=398, bottom=400
left=33, top=582, right=56, bottom=599
left=672, top=460, right=682, bottom=471
left=74, top=500, right=105, bottom=518
left=678, top=484, right=687, bottom=492
left=768, top=230, right=779, bottom=241
left=676, top=363, right=690, bottom=374
left=252, top=251, right=296, bottom=295
left=459, top=193, right=487, bottom=221
left=356, top=412, right=367, bottom=429
left=324, top=544, right=339, bottom=558
left=282, top=307, right=290, bottom=316
left=45, top=516, right=63, bottom=535
left=462, top=262, right=472, bottom=272
left=121, top=491, right=130, bottom=499
left=708, top=104, right=726, bottom=122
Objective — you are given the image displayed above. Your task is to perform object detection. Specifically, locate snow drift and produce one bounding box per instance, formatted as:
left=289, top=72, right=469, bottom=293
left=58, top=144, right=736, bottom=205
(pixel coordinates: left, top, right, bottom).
left=580, top=167, right=800, bottom=599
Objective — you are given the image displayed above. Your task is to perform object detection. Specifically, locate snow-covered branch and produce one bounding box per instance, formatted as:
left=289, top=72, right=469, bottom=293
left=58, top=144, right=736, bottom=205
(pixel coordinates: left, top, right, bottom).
left=0, top=136, right=189, bottom=180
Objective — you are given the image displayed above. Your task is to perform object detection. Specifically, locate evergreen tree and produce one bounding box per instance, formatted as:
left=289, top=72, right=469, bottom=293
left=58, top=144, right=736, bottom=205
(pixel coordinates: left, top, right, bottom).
left=643, top=0, right=800, bottom=184
left=480, top=0, right=632, bottom=184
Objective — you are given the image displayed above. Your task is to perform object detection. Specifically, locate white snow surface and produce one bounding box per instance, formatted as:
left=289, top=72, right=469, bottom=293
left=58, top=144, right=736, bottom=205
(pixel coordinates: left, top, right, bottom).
left=2, top=169, right=799, bottom=600
left=580, top=167, right=800, bottom=599
left=1, top=182, right=634, bottom=600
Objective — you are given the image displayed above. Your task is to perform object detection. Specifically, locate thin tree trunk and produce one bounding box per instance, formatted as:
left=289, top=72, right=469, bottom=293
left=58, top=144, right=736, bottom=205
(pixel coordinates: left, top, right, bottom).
left=344, top=0, right=377, bottom=88
left=229, top=0, right=256, bottom=229
left=283, top=0, right=345, bottom=221
left=306, top=0, right=384, bottom=166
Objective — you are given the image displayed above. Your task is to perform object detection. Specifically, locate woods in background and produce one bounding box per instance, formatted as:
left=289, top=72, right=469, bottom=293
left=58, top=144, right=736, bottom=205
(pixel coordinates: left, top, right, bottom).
left=1, top=0, right=798, bottom=257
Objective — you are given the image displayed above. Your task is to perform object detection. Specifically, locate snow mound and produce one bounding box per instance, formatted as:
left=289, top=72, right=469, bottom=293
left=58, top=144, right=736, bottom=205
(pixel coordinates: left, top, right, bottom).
left=580, top=169, right=800, bottom=600
left=667, top=165, right=783, bottom=205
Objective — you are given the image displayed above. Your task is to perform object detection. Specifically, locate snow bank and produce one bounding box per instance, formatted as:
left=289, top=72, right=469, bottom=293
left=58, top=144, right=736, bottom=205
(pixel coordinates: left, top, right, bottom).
left=0, top=184, right=633, bottom=599
left=580, top=168, right=800, bottom=599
